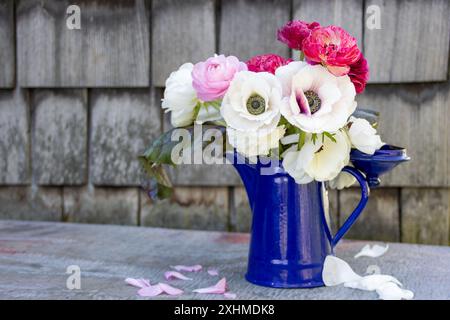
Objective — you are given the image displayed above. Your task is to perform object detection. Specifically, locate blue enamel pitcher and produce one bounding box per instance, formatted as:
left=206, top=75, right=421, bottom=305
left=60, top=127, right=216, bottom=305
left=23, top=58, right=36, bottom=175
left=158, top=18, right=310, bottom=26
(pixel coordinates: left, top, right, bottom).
left=229, top=145, right=409, bottom=288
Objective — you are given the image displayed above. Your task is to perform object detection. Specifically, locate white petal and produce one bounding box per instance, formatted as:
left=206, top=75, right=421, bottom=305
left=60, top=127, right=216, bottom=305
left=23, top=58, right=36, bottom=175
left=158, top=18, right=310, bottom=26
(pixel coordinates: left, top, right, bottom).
left=344, top=274, right=402, bottom=291
left=322, top=256, right=362, bottom=286
left=354, top=244, right=389, bottom=259
left=376, top=282, right=414, bottom=300
left=282, top=139, right=322, bottom=184
left=280, top=134, right=299, bottom=145
left=275, top=61, right=307, bottom=96
left=317, top=83, right=341, bottom=113
left=329, top=171, right=357, bottom=190
left=323, top=255, right=414, bottom=300
left=348, top=117, right=384, bottom=155
left=304, top=130, right=351, bottom=181
left=227, top=126, right=285, bottom=158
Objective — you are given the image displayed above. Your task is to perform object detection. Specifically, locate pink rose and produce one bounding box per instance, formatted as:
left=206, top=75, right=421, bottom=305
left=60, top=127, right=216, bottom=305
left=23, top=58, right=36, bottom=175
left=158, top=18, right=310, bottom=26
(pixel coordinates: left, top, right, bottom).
left=192, top=54, right=247, bottom=102
left=348, top=55, right=369, bottom=94
left=246, top=54, right=293, bottom=74
left=277, top=20, right=321, bottom=51
left=303, top=25, right=361, bottom=76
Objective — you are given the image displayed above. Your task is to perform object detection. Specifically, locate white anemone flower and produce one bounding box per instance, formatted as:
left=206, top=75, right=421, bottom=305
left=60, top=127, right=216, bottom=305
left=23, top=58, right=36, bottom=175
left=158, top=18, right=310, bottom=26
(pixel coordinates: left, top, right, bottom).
left=227, top=126, right=285, bottom=158
left=347, top=116, right=384, bottom=154
left=280, top=64, right=357, bottom=133
left=282, top=130, right=351, bottom=184
left=162, top=63, right=198, bottom=127
left=329, top=169, right=357, bottom=190
left=275, top=61, right=307, bottom=97
left=220, top=71, right=283, bottom=132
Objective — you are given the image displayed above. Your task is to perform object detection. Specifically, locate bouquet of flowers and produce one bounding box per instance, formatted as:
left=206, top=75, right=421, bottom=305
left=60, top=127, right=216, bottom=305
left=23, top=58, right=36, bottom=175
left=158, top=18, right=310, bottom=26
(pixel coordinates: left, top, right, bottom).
left=140, top=20, right=383, bottom=198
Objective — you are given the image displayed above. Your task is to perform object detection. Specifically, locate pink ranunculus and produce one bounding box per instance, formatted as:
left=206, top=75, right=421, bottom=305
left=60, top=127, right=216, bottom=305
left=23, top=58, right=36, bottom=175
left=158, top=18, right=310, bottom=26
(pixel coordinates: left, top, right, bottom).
left=246, top=54, right=293, bottom=74
left=277, top=20, right=321, bottom=51
left=302, top=25, right=361, bottom=76
left=348, top=55, right=369, bottom=94
left=192, top=54, right=247, bottom=102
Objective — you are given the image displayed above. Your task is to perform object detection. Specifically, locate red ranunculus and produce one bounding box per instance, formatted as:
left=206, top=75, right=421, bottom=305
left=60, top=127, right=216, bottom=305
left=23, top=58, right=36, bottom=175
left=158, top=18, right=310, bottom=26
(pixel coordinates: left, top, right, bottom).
left=302, top=25, right=361, bottom=76
left=348, top=55, right=369, bottom=94
left=246, top=54, right=293, bottom=74
left=277, top=20, right=321, bottom=51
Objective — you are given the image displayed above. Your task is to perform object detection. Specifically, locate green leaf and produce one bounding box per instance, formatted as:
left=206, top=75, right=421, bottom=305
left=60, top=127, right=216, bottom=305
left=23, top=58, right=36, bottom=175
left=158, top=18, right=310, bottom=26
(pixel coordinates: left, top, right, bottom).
left=352, top=108, right=380, bottom=128
left=323, top=131, right=337, bottom=143
left=139, top=125, right=226, bottom=200
left=138, top=157, right=173, bottom=199
left=297, top=130, right=306, bottom=150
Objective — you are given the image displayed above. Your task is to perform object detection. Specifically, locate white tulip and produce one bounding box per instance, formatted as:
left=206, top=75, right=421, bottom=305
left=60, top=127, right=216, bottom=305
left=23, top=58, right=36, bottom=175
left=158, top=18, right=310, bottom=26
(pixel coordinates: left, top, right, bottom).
left=280, top=64, right=357, bottom=133
left=283, top=130, right=351, bottom=183
left=227, top=126, right=285, bottom=158
left=220, top=71, right=283, bottom=133
left=347, top=116, right=384, bottom=154
left=162, top=63, right=198, bottom=127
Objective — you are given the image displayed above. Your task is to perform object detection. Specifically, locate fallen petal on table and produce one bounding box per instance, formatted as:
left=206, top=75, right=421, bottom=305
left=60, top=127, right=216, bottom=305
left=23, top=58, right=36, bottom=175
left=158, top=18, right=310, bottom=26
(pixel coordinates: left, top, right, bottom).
left=164, top=271, right=192, bottom=281
left=171, top=264, right=203, bottom=272
left=354, top=244, right=389, bottom=259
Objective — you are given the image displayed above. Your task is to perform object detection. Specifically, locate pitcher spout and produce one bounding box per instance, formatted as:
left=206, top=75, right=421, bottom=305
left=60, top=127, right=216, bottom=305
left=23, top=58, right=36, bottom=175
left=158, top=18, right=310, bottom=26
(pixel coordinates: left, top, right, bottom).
left=350, top=144, right=410, bottom=188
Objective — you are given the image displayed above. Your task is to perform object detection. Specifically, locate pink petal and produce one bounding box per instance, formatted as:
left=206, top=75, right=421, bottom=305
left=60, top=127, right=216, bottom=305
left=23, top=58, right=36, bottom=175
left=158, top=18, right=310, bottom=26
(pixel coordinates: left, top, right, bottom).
left=193, top=277, right=227, bottom=294
left=295, top=89, right=311, bottom=116
left=224, top=292, right=237, bottom=299
left=125, top=278, right=151, bottom=288
left=158, top=282, right=184, bottom=296
left=164, top=271, right=192, bottom=281
left=138, top=285, right=163, bottom=297
left=207, top=268, right=219, bottom=276
left=171, top=264, right=202, bottom=272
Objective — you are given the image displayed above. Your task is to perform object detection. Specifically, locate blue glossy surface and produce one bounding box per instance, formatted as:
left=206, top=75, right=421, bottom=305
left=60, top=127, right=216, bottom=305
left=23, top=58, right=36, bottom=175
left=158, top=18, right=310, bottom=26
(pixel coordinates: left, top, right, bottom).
left=350, top=145, right=410, bottom=187
left=231, top=153, right=369, bottom=288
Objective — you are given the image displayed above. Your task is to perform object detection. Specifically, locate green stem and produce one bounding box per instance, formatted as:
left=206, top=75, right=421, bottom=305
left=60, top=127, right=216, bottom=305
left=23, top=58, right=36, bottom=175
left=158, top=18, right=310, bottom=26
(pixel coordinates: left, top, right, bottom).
left=299, top=51, right=305, bottom=61
left=193, top=101, right=202, bottom=120
left=297, top=130, right=306, bottom=150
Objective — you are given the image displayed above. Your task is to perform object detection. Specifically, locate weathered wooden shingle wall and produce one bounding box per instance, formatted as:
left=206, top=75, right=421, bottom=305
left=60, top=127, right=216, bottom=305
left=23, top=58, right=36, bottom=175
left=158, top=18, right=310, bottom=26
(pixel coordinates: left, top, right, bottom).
left=0, top=0, right=449, bottom=245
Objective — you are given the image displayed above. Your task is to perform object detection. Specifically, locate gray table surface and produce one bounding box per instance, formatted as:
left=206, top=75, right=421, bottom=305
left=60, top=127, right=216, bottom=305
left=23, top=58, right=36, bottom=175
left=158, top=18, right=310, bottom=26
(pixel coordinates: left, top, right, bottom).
left=0, top=220, right=449, bottom=300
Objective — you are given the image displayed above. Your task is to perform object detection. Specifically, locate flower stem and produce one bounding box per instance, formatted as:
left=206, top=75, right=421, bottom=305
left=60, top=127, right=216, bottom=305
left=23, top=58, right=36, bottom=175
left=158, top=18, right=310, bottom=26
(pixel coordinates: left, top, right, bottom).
left=299, top=51, right=305, bottom=61
left=297, top=130, right=306, bottom=150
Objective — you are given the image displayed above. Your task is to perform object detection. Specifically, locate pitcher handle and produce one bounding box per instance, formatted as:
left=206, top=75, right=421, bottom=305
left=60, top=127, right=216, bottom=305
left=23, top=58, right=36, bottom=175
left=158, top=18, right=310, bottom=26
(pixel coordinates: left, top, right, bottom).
left=331, top=166, right=370, bottom=247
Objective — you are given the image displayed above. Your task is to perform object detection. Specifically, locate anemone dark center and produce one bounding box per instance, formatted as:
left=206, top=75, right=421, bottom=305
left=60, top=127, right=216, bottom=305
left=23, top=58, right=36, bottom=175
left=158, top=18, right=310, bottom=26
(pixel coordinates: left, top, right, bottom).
left=304, top=90, right=321, bottom=114
left=246, top=94, right=265, bottom=115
